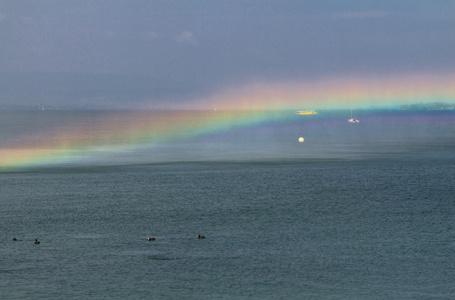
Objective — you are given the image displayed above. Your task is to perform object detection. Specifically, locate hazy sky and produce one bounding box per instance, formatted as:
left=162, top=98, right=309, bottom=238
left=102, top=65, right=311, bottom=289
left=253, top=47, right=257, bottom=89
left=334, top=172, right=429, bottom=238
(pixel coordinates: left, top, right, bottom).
left=1, top=0, right=454, bottom=109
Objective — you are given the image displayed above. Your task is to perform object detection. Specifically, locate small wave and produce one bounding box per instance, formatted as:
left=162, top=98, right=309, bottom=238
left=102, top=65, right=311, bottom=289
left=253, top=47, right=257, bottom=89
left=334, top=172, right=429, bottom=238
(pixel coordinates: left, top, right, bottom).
left=147, top=255, right=179, bottom=261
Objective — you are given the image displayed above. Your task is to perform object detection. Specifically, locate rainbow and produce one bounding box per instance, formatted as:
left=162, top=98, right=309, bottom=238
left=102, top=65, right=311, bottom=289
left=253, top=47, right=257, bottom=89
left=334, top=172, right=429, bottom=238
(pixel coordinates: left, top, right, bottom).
left=0, top=110, right=287, bottom=171
left=1, top=73, right=454, bottom=171
left=190, top=73, right=455, bottom=110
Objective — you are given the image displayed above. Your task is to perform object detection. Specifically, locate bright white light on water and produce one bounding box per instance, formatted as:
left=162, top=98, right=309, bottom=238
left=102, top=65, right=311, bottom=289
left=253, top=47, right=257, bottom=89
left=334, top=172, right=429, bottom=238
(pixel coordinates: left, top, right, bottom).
left=298, top=137, right=304, bottom=143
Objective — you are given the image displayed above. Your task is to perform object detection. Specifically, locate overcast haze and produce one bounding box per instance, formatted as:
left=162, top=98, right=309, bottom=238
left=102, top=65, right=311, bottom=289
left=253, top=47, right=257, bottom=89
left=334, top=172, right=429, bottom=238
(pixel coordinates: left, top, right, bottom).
left=1, top=0, right=454, bottom=109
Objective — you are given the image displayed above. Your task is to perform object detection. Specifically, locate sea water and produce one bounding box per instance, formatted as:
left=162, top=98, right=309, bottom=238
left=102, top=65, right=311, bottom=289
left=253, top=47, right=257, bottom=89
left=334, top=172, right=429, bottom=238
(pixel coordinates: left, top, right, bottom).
left=0, top=110, right=454, bottom=299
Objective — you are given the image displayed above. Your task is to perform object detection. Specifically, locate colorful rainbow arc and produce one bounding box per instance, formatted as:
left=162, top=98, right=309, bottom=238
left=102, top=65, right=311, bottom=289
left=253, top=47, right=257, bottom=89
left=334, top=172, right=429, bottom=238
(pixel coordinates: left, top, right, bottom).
left=1, top=74, right=454, bottom=170
left=0, top=110, right=286, bottom=171
left=194, top=74, right=455, bottom=110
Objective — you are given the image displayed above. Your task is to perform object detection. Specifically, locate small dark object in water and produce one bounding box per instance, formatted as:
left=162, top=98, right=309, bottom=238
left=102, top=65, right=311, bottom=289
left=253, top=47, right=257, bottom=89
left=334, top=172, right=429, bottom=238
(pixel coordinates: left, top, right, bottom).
left=148, top=237, right=155, bottom=241
left=197, top=235, right=206, bottom=239
left=12, top=238, right=17, bottom=241
left=34, top=239, right=40, bottom=244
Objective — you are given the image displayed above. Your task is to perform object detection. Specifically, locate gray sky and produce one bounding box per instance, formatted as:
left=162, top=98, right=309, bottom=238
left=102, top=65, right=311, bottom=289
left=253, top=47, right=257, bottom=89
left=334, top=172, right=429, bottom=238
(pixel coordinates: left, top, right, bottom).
left=1, top=0, right=454, bottom=109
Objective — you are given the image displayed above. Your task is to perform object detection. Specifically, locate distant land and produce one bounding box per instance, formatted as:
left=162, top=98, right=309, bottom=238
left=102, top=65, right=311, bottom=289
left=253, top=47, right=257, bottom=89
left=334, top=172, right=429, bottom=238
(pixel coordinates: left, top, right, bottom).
left=2, top=102, right=455, bottom=111
left=0, top=104, right=102, bottom=111
left=400, top=102, right=454, bottom=110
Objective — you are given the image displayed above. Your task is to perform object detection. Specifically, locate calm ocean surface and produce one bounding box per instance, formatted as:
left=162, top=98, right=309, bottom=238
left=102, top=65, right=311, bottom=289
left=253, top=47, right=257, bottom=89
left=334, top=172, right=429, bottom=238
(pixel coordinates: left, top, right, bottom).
left=1, top=110, right=454, bottom=299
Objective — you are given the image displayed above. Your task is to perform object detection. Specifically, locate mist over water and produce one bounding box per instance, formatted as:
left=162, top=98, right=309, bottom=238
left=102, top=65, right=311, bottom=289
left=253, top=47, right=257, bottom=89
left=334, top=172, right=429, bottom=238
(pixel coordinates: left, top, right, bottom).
left=1, top=109, right=454, bottom=170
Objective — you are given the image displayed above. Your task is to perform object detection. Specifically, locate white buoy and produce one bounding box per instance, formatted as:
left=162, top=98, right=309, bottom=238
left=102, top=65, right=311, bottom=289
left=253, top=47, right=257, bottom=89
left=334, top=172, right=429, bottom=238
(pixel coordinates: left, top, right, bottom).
left=298, top=137, right=304, bottom=143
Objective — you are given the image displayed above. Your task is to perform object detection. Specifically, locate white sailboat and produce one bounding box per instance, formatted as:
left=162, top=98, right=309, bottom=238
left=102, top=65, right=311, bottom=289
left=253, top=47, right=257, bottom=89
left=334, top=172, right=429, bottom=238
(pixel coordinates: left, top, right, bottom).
left=348, top=109, right=359, bottom=123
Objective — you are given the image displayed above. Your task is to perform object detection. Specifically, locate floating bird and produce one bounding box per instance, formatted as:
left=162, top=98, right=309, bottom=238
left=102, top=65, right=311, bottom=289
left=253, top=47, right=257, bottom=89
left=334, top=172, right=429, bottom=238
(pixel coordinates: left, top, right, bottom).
left=34, top=239, right=40, bottom=244
left=148, top=237, right=155, bottom=241
left=197, top=235, right=206, bottom=239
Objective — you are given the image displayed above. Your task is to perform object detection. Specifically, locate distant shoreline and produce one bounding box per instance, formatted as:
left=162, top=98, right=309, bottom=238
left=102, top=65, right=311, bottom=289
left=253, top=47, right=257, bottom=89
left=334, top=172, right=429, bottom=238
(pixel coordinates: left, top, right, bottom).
left=399, top=102, right=454, bottom=110
left=1, top=104, right=454, bottom=111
